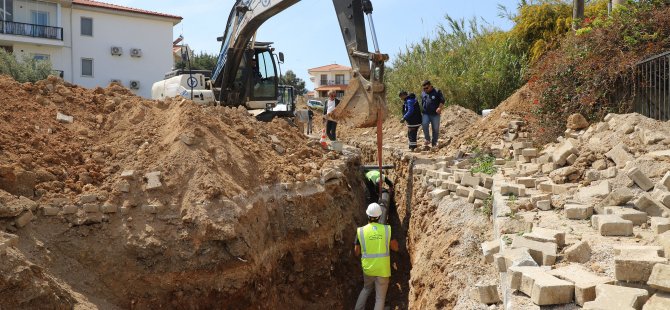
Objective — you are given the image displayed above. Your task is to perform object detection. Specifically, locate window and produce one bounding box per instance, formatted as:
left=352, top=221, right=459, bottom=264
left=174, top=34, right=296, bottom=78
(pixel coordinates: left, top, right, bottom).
left=320, top=74, right=327, bottom=86
left=81, top=58, right=93, bottom=77
left=251, top=50, right=277, bottom=99
left=335, top=74, right=345, bottom=85
left=31, top=11, right=49, bottom=26
left=33, top=54, right=50, bottom=62
left=1, top=1, right=14, bottom=22
left=81, top=17, right=93, bottom=36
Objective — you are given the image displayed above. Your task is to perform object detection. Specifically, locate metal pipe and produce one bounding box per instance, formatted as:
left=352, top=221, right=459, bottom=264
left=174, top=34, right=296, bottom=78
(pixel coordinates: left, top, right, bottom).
left=361, top=165, right=395, bottom=170
left=366, top=14, right=380, bottom=53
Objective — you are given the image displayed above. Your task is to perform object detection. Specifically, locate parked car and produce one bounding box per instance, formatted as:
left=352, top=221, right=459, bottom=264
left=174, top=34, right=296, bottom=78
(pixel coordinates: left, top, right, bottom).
left=307, top=99, right=324, bottom=111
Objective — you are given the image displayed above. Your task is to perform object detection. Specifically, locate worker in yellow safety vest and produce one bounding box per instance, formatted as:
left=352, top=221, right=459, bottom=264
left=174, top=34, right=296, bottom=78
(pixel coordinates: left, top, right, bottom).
left=354, top=203, right=399, bottom=310
left=364, top=170, right=394, bottom=203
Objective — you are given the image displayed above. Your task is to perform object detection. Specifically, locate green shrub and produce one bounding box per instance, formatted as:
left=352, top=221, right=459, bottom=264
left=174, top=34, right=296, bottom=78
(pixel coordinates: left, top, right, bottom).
left=470, top=150, right=498, bottom=176
left=0, top=49, right=52, bottom=83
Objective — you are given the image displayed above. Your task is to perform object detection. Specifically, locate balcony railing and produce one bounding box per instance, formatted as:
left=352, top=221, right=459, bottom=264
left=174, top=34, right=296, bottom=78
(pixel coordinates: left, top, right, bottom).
left=318, top=79, right=349, bottom=86
left=0, top=21, right=63, bottom=41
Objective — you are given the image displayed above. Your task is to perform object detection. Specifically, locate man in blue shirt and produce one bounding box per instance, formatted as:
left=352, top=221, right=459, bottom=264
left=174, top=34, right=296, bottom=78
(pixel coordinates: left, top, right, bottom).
left=420, top=80, right=445, bottom=149
left=399, top=91, right=422, bottom=151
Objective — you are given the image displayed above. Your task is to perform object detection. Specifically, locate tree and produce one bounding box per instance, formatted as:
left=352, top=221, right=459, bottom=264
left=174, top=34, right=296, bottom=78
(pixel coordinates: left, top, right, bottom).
left=175, top=51, right=218, bottom=71
left=280, top=70, right=307, bottom=95
left=0, top=49, right=52, bottom=83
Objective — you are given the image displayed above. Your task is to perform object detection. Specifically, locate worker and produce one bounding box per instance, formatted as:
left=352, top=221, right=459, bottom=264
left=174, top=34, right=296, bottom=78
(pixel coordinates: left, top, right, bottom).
left=364, top=169, right=393, bottom=204
left=354, top=203, right=399, bottom=310
left=420, top=80, right=445, bottom=150
left=399, top=91, right=421, bottom=151
left=323, top=90, right=340, bottom=141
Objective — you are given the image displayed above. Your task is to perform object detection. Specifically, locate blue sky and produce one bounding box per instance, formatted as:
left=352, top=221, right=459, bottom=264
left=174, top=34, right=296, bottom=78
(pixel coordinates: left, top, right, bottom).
left=112, top=0, right=520, bottom=89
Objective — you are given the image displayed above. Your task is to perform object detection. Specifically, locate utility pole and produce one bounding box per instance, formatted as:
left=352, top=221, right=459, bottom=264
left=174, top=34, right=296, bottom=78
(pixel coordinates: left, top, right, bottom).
left=573, top=0, right=585, bottom=30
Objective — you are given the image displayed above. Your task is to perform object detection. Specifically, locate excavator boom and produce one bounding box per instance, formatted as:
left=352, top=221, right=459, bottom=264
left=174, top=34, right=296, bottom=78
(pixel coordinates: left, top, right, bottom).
left=212, top=0, right=388, bottom=128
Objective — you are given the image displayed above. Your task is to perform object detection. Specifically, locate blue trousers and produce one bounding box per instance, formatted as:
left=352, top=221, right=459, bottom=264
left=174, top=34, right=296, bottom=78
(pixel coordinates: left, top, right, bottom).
left=421, top=113, right=440, bottom=146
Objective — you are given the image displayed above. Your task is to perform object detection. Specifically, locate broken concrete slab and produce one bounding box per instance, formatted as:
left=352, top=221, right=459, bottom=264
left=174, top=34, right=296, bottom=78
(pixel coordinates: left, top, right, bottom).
left=525, top=227, right=565, bottom=247
left=583, top=284, right=648, bottom=310
left=605, top=143, right=634, bottom=168
left=652, top=217, right=670, bottom=235
left=145, top=171, right=162, bottom=190
left=615, top=248, right=667, bottom=282
left=598, top=187, right=634, bottom=213
left=552, top=140, right=578, bottom=166
left=628, top=167, right=655, bottom=192
left=648, top=263, right=670, bottom=293
left=592, top=215, right=633, bottom=236
left=604, top=206, right=648, bottom=226
left=549, top=264, right=614, bottom=306
left=643, top=292, right=670, bottom=310
left=635, top=194, right=670, bottom=217
left=493, top=247, right=538, bottom=272
left=511, top=235, right=558, bottom=266
left=564, top=241, right=592, bottom=264
left=481, top=240, right=500, bottom=263
left=519, top=270, right=575, bottom=305
left=566, top=204, right=593, bottom=220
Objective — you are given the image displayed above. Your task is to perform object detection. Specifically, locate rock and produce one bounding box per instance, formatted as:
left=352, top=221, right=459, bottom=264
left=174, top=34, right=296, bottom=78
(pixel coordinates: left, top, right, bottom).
left=634, top=194, right=670, bottom=217
left=592, top=215, right=633, bottom=236
left=511, top=235, right=558, bottom=266
left=565, top=204, right=593, bottom=220
left=615, top=247, right=667, bottom=282
left=652, top=217, right=670, bottom=235
left=583, top=284, right=648, bottom=310
left=493, top=247, right=538, bottom=272
left=180, top=133, right=195, bottom=146
left=567, top=113, right=589, bottom=130
left=648, top=264, right=670, bottom=293
left=627, top=167, right=655, bottom=192
left=476, top=282, right=500, bottom=305
left=15, top=210, right=34, bottom=228
left=145, top=171, right=162, bottom=190
left=605, top=143, right=634, bottom=168
left=565, top=241, right=592, bottom=263
left=552, top=140, right=578, bottom=167
left=592, top=159, right=607, bottom=171
left=513, top=268, right=575, bottom=305
left=481, top=240, right=500, bottom=263
left=56, top=112, right=73, bottom=123
left=272, top=144, right=285, bottom=154
left=644, top=292, right=670, bottom=310
left=120, top=170, right=136, bottom=180
left=604, top=206, right=648, bottom=226
left=525, top=227, right=565, bottom=247
left=549, top=264, right=614, bottom=306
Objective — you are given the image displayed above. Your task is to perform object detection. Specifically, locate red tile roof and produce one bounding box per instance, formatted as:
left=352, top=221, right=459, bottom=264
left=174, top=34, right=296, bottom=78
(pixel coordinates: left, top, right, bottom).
left=308, top=64, right=352, bottom=72
left=73, top=0, right=182, bottom=21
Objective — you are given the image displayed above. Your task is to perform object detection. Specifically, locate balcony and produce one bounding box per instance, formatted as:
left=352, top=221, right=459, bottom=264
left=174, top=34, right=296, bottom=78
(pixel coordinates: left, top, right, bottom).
left=0, top=21, right=63, bottom=41
left=318, top=79, right=349, bottom=87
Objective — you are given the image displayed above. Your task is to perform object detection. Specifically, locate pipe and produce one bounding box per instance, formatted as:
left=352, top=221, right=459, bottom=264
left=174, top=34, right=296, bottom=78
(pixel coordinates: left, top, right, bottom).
left=361, top=165, right=395, bottom=170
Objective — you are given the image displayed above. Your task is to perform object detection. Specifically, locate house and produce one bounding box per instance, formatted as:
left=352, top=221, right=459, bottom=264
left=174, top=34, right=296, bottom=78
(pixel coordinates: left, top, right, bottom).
left=307, top=63, right=352, bottom=98
left=0, top=0, right=182, bottom=98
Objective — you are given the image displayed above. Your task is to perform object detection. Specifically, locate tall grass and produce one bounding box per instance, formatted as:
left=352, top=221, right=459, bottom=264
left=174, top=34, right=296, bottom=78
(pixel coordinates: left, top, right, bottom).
left=0, top=49, right=52, bottom=83
left=385, top=16, right=525, bottom=115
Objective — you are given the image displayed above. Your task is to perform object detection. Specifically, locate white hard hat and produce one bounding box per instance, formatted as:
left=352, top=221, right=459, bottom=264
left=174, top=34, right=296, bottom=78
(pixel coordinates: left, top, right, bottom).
left=366, top=203, right=382, bottom=217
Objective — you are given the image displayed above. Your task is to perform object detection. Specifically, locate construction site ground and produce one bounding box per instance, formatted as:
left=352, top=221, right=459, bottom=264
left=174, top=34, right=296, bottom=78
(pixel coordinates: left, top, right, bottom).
left=2, top=74, right=670, bottom=310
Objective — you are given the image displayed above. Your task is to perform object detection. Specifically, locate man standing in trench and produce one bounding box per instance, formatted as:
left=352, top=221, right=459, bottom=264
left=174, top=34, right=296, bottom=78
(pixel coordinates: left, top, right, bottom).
left=354, top=203, right=399, bottom=310
left=420, top=80, right=445, bottom=150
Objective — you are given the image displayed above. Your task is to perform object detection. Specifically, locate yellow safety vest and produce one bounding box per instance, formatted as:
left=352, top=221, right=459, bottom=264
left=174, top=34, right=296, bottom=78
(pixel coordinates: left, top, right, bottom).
left=357, top=222, right=391, bottom=277
left=366, top=170, right=381, bottom=184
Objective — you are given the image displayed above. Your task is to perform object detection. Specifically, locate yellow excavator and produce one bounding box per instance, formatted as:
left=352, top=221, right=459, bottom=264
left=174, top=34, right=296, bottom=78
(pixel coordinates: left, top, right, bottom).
left=152, top=0, right=388, bottom=128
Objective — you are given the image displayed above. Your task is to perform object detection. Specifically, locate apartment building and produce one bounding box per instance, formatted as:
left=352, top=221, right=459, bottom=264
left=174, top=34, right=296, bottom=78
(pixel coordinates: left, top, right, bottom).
left=307, top=63, right=352, bottom=98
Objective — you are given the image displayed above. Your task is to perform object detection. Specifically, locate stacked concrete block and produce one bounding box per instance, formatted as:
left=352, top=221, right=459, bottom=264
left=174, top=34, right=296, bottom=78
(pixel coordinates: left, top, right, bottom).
left=635, top=194, right=670, bottom=217
left=430, top=189, right=449, bottom=200
left=565, top=204, right=593, bottom=220
left=549, top=264, right=614, bottom=306
left=615, top=247, right=667, bottom=282
left=583, top=284, right=648, bottom=310
left=455, top=186, right=472, bottom=198
left=628, top=167, right=655, bottom=191
left=511, top=236, right=558, bottom=266
left=652, top=217, right=670, bottom=234
left=564, top=240, right=592, bottom=263
left=592, top=215, right=633, bottom=236
left=643, top=292, right=670, bottom=310
left=476, top=281, right=500, bottom=305
left=604, top=206, right=648, bottom=225
left=461, top=174, right=480, bottom=188
left=493, top=247, right=538, bottom=272
left=481, top=240, right=500, bottom=263
left=501, top=184, right=526, bottom=197
left=648, top=263, right=670, bottom=292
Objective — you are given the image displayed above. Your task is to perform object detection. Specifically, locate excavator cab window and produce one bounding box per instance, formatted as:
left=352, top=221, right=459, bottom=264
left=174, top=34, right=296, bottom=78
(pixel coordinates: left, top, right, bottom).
left=250, top=50, right=277, bottom=100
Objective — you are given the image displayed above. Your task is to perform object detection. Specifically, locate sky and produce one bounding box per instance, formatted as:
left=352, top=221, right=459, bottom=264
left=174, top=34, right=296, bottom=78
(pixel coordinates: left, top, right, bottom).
left=111, top=0, right=520, bottom=89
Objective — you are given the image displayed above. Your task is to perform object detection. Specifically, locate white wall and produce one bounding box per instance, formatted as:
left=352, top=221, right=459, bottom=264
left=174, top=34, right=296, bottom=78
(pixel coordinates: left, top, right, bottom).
left=13, top=0, right=59, bottom=26
left=311, top=70, right=352, bottom=87
left=70, top=8, right=175, bottom=97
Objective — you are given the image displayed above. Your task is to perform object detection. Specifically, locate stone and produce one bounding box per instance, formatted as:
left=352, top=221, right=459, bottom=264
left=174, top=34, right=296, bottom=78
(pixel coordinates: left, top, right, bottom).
left=644, top=292, right=670, bottom=310
left=565, top=204, right=593, bottom=220
left=605, top=143, right=634, bottom=168
left=62, top=205, right=77, bottom=215
left=145, top=171, right=162, bottom=190
left=576, top=181, right=611, bottom=202
left=564, top=241, right=592, bottom=263
left=567, top=113, right=589, bottom=130
left=456, top=186, right=472, bottom=198
left=518, top=269, right=575, bottom=305
left=615, top=248, right=667, bottom=282
left=42, top=206, right=60, bottom=216
left=602, top=167, right=618, bottom=179
left=82, top=203, right=99, bottom=213
left=652, top=217, right=670, bottom=234
left=493, top=247, right=538, bottom=272
left=511, top=236, right=558, bottom=266
left=461, top=174, right=481, bottom=188
left=536, top=200, right=551, bottom=211
left=552, top=140, right=578, bottom=166
left=430, top=189, right=449, bottom=200
left=598, top=187, right=634, bottom=211
left=648, top=263, right=670, bottom=292
left=117, top=181, right=130, bottom=193
left=549, top=264, right=614, bottom=306
left=614, top=245, right=664, bottom=257
left=592, top=215, right=633, bottom=236
left=56, top=112, right=73, bottom=123
left=516, top=177, right=537, bottom=189
left=79, top=194, right=97, bottom=204
left=473, top=186, right=491, bottom=200
left=566, top=154, right=578, bottom=165
left=643, top=130, right=666, bottom=145
left=476, top=282, right=500, bottom=304
left=583, top=284, right=648, bottom=310
left=604, top=206, right=648, bottom=226
left=628, top=167, right=655, bottom=192
left=481, top=240, right=500, bottom=263
left=647, top=150, right=670, bottom=161
left=15, top=210, right=33, bottom=228
left=101, top=204, right=117, bottom=214
left=662, top=171, right=670, bottom=190
left=180, top=133, right=195, bottom=146
left=120, top=170, right=135, bottom=180
left=635, top=194, right=670, bottom=217
left=522, top=148, right=538, bottom=158
left=592, top=159, right=607, bottom=171
left=142, top=204, right=159, bottom=214
left=525, top=227, right=565, bottom=247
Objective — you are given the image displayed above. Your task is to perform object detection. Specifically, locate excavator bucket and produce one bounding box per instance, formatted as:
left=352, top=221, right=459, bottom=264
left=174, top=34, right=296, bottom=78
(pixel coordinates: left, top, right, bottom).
left=327, top=71, right=387, bottom=128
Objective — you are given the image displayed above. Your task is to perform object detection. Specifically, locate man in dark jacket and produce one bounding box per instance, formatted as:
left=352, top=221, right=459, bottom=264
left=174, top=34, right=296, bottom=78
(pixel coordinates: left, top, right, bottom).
left=399, top=91, right=422, bottom=151
left=323, top=90, right=340, bottom=141
left=420, top=80, right=445, bottom=149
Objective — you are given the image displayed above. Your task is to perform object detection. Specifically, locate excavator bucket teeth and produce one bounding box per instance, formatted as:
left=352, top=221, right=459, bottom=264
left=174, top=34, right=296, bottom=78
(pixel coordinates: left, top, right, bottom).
left=328, top=74, right=387, bottom=128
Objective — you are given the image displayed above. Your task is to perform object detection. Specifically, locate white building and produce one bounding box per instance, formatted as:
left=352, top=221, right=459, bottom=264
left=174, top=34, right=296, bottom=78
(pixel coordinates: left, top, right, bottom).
left=307, top=64, right=352, bottom=98
left=0, top=0, right=181, bottom=98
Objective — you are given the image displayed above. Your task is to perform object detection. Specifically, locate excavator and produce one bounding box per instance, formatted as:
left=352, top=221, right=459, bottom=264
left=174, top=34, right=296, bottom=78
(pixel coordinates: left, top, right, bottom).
left=152, top=0, right=388, bottom=128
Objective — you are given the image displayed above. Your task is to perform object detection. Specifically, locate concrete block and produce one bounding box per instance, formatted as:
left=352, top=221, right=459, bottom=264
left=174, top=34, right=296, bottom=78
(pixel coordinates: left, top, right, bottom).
left=117, top=181, right=130, bottom=193
left=566, top=153, right=578, bottom=165
left=430, top=189, right=449, bottom=200
left=15, top=210, right=33, bottom=228
left=605, top=143, right=634, bottom=168
left=142, top=204, right=159, bottom=214
left=62, top=205, right=77, bottom=215
left=648, top=263, right=670, bottom=293
left=583, top=284, right=648, bottom=310
left=654, top=191, right=670, bottom=208
left=483, top=177, right=493, bottom=189
left=552, top=140, right=578, bottom=166
left=507, top=266, right=545, bottom=291
left=473, top=186, right=491, bottom=200
left=145, top=171, right=162, bottom=190
left=481, top=240, right=500, bottom=263
left=79, top=194, right=97, bottom=204
left=552, top=184, right=573, bottom=195
left=455, top=186, right=472, bottom=198
left=517, top=177, right=537, bottom=189
left=531, top=194, right=551, bottom=204
left=120, top=170, right=136, bottom=180
left=461, top=174, right=481, bottom=188
left=615, top=248, right=667, bottom=282
left=43, top=206, right=60, bottom=216
left=82, top=203, right=99, bottom=213
left=592, top=215, right=633, bottom=236
left=101, top=204, right=117, bottom=214
left=602, top=167, right=618, bottom=179
left=56, top=112, right=73, bottom=123
left=564, top=241, right=592, bottom=263
left=536, top=200, right=551, bottom=211
left=522, top=148, right=538, bottom=158
left=476, top=282, right=500, bottom=304
left=604, top=206, right=648, bottom=226
left=520, top=270, right=575, bottom=305
left=501, top=184, right=526, bottom=197
left=659, top=231, right=670, bottom=259
left=512, top=236, right=558, bottom=266
left=614, top=245, right=665, bottom=257
left=494, top=247, right=538, bottom=272
left=643, top=292, right=670, bottom=310
left=635, top=194, right=670, bottom=217
left=565, top=204, right=593, bottom=220
left=549, top=264, right=614, bottom=306
left=599, top=187, right=634, bottom=212
left=628, top=167, right=655, bottom=191
left=652, top=217, right=670, bottom=234
left=525, top=227, right=565, bottom=247
left=445, top=181, right=459, bottom=192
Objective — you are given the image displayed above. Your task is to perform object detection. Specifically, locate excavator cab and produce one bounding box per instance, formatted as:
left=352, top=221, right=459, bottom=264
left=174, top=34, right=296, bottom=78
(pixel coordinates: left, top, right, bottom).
left=235, top=42, right=280, bottom=110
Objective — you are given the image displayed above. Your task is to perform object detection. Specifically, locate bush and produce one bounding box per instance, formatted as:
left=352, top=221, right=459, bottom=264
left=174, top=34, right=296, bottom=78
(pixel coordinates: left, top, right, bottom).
left=0, top=49, right=52, bottom=83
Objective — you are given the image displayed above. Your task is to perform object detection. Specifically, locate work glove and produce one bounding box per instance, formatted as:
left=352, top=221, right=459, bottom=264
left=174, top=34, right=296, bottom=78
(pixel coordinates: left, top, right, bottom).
left=400, top=118, right=406, bottom=123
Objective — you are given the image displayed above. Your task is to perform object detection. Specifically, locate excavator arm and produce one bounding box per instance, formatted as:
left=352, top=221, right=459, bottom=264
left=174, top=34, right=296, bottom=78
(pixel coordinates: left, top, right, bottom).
left=212, top=0, right=388, bottom=128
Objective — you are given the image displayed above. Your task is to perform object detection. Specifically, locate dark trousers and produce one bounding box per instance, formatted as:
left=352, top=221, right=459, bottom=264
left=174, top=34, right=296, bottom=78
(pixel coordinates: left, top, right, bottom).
left=326, top=121, right=337, bottom=141
left=407, top=126, right=419, bottom=150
